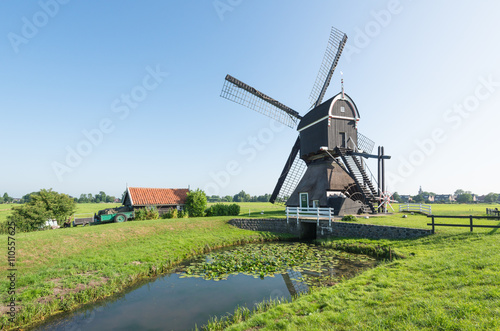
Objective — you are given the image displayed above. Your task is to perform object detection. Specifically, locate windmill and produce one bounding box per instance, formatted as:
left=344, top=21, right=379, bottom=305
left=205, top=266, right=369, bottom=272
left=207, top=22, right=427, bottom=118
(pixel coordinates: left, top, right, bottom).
left=220, top=27, right=390, bottom=215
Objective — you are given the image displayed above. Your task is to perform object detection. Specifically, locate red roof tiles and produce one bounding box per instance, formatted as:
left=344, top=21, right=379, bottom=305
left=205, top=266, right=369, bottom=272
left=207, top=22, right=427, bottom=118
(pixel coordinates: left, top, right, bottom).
left=127, top=187, right=189, bottom=206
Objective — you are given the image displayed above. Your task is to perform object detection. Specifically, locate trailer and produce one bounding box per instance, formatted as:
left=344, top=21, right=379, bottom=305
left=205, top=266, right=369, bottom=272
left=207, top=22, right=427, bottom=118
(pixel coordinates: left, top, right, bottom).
left=92, top=206, right=135, bottom=225
left=72, top=213, right=95, bottom=227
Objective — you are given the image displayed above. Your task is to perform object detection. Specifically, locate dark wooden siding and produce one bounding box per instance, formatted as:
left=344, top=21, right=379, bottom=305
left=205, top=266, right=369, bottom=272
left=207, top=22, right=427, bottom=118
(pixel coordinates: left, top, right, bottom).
left=297, top=99, right=331, bottom=131
left=123, top=193, right=132, bottom=207
left=328, top=119, right=357, bottom=149
left=299, top=120, right=328, bottom=158
left=330, top=99, right=356, bottom=118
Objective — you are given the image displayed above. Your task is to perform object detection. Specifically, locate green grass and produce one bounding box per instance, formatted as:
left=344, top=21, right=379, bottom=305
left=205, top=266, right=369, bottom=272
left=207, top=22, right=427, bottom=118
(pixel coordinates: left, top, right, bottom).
left=2, top=202, right=500, bottom=330
left=0, top=203, right=122, bottom=223
left=0, top=215, right=292, bottom=329
left=204, top=203, right=500, bottom=330
left=209, top=202, right=286, bottom=218
left=220, top=232, right=500, bottom=330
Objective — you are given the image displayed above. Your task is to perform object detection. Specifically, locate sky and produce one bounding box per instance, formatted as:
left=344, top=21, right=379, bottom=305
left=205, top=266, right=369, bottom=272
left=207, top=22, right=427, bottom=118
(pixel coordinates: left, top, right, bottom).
left=1, top=1, right=500, bottom=198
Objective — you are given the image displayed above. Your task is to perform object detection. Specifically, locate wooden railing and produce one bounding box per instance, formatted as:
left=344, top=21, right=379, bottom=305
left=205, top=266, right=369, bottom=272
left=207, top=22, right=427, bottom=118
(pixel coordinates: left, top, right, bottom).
left=486, top=208, right=500, bottom=216
left=399, top=203, right=432, bottom=215
left=286, top=207, right=334, bottom=226
left=427, top=215, right=500, bottom=234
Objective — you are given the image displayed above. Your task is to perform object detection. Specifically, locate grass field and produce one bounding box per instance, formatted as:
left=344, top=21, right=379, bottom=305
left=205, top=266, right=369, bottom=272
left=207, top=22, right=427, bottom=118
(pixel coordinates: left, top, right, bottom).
left=1, top=202, right=499, bottom=329
left=0, top=203, right=122, bottom=223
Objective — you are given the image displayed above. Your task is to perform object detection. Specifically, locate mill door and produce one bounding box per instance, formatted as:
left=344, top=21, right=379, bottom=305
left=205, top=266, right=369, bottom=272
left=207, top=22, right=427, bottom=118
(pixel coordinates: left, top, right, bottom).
left=299, top=193, right=309, bottom=211
left=339, top=132, right=346, bottom=148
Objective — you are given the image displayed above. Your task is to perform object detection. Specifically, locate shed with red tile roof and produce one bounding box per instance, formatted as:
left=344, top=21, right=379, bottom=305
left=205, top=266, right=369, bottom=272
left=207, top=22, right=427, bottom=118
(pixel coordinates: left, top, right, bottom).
left=123, top=187, right=189, bottom=211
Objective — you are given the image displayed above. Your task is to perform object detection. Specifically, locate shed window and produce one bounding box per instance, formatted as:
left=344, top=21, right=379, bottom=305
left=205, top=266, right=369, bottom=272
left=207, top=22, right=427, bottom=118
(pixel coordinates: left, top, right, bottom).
left=340, top=106, right=345, bottom=113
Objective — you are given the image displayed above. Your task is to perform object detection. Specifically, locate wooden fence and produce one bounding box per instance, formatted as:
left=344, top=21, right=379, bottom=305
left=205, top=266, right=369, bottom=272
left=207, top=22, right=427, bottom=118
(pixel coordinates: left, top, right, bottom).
left=286, top=207, right=334, bottom=226
left=486, top=208, right=500, bottom=216
left=399, top=203, right=432, bottom=215
left=427, top=215, right=500, bottom=234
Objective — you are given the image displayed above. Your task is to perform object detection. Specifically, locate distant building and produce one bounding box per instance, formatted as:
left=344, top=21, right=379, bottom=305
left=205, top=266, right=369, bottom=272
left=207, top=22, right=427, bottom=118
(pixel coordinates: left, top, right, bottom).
left=399, top=195, right=412, bottom=203
left=434, top=194, right=455, bottom=203
left=423, top=195, right=435, bottom=202
left=122, top=187, right=189, bottom=214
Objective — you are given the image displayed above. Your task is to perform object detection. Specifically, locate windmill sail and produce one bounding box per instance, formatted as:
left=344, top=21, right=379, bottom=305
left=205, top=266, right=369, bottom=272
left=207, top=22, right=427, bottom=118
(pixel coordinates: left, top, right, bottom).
left=309, top=27, right=348, bottom=108
left=357, top=132, right=375, bottom=154
left=221, top=75, right=302, bottom=128
left=270, top=137, right=307, bottom=204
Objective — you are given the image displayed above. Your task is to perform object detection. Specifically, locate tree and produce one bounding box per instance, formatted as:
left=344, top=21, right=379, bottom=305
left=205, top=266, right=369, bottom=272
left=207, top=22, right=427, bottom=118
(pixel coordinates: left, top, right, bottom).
left=392, top=192, right=401, bottom=202
left=456, top=193, right=473, bottom=204
left=2, top=193, right=13, bottom=203
left=185, top=189, right=207, bottom=217
left=454, top=189, right=465, bottom=196
left=20, top=192, right=35, bottom=204
left=224, top=195, right=233, bottom=202
left=413, top=194, right=425, bottom=203
left=233, top=190, right=250, bottom=202
left=484, top=192, right=499, bottom=203
left=7, top=189, right=76, bottom=232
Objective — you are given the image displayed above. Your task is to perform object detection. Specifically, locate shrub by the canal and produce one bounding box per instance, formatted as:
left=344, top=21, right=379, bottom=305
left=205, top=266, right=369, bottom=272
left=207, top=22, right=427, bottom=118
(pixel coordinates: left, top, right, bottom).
left=161, top=208, right=178, bottom=219
left=185, top=189, right=207, bottom=217
left=0, top=189, right=76, bottom=233
left=341, top=215, right=358, bottom=222
left=205, top=203, right=241, bottom=217
left=135, top=205, right=159, bottom=220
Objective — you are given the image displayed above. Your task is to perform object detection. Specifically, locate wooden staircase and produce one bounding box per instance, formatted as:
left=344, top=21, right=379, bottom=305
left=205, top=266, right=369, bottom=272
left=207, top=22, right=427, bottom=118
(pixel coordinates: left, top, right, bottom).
left=336, top=148, right=378, bottom=213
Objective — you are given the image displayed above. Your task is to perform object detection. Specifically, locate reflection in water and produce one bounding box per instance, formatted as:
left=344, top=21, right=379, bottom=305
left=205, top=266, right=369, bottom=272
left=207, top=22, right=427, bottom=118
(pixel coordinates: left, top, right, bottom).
left=282, top=270, right=308, bottom=296
left=32, top=243, right=376, bottom=331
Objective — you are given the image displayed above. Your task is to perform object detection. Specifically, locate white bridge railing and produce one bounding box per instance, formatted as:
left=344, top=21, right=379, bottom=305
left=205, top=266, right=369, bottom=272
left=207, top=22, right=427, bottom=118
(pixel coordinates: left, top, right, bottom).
left=399, top=203, right=432, bottom=215
left=286, top=207, right=334, bottom=226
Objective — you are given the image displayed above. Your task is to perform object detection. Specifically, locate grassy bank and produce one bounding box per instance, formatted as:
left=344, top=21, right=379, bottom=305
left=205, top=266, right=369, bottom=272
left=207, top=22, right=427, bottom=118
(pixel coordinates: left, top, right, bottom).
left=206, top=204, right=500, bottom=330
left=0, top=203, right=122, bottom=223
left=2, top=202, right=499, bottom=329
left=0, top=216, right=292, bottom=329
left=219, top=232, right=500, bottom=330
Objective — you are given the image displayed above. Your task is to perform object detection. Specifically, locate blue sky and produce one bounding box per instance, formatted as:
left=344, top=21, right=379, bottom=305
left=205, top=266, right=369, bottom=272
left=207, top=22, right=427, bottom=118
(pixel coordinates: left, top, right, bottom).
left=1, top=1, right=499, bottom=198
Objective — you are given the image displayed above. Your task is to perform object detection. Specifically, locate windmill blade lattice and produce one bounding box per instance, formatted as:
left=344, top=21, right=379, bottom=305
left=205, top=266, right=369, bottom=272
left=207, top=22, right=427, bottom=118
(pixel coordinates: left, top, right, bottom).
left=309, top=27, right=348, bottom=108
left=221, top=75, right=301, bottom=128
left=270, top=139, right=307, bottom=204
left=357, top=132, right=375, bottom=154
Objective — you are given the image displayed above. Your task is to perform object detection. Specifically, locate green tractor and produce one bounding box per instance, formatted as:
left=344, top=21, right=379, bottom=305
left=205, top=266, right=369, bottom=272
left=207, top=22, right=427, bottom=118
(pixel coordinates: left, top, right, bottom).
left=93, top=206, right=135, bottom=225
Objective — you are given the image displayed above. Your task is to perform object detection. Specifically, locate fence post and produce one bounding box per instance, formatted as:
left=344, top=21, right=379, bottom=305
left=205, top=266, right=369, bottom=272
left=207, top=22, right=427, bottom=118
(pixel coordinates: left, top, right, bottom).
left=286, top=207, right=289, bottom=224
left=470, top=215, right=473, bottom=232
left=296, top=208, right=299, bottom=225
left=329, top=208, right=332, bottom=227
left=317, top=208, right=320, bottom=226
left=431, top=216, right=435, bottom=234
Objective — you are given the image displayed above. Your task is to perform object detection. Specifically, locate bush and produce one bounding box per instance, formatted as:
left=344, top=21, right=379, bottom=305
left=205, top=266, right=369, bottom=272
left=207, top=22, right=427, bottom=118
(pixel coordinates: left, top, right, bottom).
left=135, top=205, right=159, bottom=221
left=161, top=208, right=178, bottom=219
left=341, top=215, right=358, bottom=222
left=0, top=189, right=76, bottom=233
left=185, top=189, right=207, bottom=217
left=178, top=209, right=188, bottom=218
left=205, top=203, right=241, bottom=217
